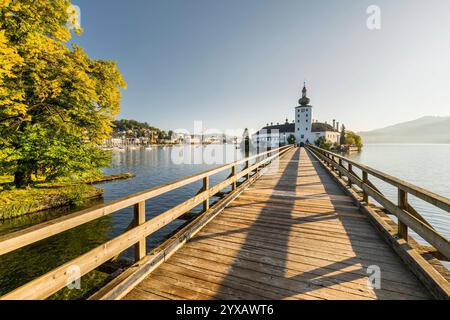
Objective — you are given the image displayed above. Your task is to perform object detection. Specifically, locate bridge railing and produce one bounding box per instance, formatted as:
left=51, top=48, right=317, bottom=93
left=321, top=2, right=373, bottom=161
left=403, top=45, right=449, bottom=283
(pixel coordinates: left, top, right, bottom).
left=306, top=144, right=450, bottom=261
left=0, top=145, right=293, bottom=300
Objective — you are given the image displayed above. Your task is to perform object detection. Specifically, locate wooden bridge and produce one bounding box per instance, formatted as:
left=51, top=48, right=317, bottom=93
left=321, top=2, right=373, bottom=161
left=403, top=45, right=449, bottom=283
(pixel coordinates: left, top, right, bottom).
left=0, top=145, right=449, bottom=300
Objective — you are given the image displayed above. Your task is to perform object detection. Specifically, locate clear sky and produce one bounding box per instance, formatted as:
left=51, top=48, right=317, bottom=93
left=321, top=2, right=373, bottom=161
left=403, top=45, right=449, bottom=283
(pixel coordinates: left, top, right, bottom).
left=72, top=0, right=450, bottom=133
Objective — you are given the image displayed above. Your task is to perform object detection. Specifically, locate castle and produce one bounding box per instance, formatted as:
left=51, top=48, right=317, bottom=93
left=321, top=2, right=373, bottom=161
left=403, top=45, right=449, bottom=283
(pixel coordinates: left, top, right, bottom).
left=253, top=84, right=341, bottom=147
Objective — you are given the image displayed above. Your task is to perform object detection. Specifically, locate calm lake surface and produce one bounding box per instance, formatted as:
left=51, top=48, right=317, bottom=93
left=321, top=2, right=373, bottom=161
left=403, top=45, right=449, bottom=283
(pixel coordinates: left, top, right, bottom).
left=0, top=144, right=449, bottom=295
left=347, top=144, right=450, bottom=243
left=0, top=145, right=253, bottom=295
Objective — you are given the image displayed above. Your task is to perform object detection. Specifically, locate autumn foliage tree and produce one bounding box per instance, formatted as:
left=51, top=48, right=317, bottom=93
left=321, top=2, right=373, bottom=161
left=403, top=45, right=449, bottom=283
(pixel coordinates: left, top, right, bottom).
left=0, top=0, right=126, bottom=187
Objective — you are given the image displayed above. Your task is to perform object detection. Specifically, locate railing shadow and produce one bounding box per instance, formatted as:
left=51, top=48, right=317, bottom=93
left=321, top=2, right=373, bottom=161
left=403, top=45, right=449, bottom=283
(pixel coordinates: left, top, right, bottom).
left=201, top=147, right=426, bottom=299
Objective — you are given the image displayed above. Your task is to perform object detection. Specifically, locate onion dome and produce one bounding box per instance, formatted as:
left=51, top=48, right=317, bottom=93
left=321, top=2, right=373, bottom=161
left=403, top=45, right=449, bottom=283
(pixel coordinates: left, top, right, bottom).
left=299, top=82, right=311, bottom=106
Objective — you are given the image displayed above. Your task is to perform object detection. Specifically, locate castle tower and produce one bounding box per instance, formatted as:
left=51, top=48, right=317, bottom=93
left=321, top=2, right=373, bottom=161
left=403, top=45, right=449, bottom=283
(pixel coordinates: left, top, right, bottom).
left=295, top=82, right=313, bottom=146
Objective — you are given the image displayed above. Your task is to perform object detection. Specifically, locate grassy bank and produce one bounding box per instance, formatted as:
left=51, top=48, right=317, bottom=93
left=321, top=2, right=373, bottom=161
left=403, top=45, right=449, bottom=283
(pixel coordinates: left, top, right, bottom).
left=0, top=173, right=134, bottom=220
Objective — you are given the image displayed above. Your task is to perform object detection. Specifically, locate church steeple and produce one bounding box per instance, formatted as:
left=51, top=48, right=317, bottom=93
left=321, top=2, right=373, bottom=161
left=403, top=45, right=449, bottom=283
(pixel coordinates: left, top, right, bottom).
left=299, top=82, right=311, bottom=106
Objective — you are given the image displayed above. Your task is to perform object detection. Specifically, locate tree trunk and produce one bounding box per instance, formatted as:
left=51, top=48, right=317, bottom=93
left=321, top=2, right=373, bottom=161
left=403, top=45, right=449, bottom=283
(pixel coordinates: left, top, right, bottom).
left=14, top=164, right=33, bottom=188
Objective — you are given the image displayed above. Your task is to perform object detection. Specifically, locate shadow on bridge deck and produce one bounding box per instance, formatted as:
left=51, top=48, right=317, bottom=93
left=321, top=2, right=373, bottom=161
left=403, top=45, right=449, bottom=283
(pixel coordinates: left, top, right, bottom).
left=123, top=147, right=430, bottom=300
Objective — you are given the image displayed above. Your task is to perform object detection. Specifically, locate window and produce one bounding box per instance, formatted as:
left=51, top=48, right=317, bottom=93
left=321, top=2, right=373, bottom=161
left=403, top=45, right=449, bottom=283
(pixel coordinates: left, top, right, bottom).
left=306, top=128, right=308, bottom=131
left=306, top=120, right=308, bottom=123
left=301, top=135, right=304, bottom=139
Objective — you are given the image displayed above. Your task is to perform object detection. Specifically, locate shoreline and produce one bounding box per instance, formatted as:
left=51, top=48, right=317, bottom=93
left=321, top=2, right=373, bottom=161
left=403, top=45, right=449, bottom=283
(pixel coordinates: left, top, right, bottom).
left=0, top=173, right=135, bottom=221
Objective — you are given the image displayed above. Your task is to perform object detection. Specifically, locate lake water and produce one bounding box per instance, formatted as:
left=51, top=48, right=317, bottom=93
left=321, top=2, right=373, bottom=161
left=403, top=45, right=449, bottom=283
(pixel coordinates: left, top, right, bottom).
left=0, top=145, right=253, bottom=295
left=0, top=144, right=449, bottom=296
left=346, top=144, right=450, bottom=243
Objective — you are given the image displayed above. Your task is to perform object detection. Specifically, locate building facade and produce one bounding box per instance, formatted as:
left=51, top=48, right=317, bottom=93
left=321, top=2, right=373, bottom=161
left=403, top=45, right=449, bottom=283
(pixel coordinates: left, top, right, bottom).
left=294, top=83, right=340, bottom=146
left=254, top=84, right=341, bottom=148
left=253, top=120, right=295, bottom=148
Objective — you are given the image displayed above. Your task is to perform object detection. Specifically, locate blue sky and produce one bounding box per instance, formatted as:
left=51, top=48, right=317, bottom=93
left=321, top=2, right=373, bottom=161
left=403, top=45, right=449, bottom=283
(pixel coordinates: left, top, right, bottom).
left=72, top=0, right=450, bottom=133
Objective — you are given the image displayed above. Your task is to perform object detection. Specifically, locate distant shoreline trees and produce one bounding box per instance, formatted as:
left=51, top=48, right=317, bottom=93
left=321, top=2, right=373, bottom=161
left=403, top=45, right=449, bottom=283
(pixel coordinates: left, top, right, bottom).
left=340, top=125, right=347, bottom=145
left=344, top=131, right=363, bottom=150
left=315, top=125, right=363, bottom=152
left=112, top=119, right=172, bottom=142
left=315, top=136, right=333, bottom=150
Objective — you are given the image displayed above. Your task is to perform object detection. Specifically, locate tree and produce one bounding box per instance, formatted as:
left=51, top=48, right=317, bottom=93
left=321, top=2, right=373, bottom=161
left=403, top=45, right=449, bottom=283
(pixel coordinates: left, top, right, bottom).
left=242, top=128, right=249, bottom=147
left=0, top=0, right=127, bottom=187
left=157, top=131, right=167, bottom=141
left=345, top=131, right=363, bottom=150
left=315, top=136, right=333, bottom=150
left=340, top=124, right=346, bottom=145
left=241, top=128, right=253, bottom=155
left=287, top=134, right=296, bottom=145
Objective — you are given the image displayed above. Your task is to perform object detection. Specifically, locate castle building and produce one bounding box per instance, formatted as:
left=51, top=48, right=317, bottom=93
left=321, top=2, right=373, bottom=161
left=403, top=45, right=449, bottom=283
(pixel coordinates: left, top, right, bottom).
left=253, top=83, right=341, bottom=147
left=253, top=120, right=295, bottom=148
left=295, top=83, right=340, bottom=146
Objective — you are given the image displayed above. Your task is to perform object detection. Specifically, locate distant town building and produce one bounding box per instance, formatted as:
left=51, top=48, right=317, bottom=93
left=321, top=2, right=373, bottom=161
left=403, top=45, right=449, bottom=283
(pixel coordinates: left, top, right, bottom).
left=253, top=83, right=341, bottom=147
left=185, top=135, right=202, bottom=144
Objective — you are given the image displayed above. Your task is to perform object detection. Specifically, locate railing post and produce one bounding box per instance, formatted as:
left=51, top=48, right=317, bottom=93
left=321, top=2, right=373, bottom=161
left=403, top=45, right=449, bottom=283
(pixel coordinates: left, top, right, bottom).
left=246, top=160, right=250, bottom=180
left=347, top=164, right=353, bottom=188
left=134, top=201, right=146, bottom=262
left=203, top=176, right=210, bottom=211
left=231, top=166, right=237, bottom=191
left=362, top=171, right=369, bottom=203
left=338, top=159, right=343, bottom=178
left=398, top=189, right=408, bottom=240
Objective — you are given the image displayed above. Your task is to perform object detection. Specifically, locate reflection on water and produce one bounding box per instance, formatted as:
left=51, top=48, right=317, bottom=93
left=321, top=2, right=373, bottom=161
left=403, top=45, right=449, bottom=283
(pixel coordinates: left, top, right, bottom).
left=347, top=144, right=450, bottom=247
left=0, top=145, right=251, bottom=296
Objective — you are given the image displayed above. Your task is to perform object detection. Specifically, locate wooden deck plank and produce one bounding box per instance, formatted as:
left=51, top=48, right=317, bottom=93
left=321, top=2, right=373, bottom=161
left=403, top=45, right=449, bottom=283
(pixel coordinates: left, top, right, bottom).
left=172, top=246, right=427, bottom=300
left=123, top=148, right=431, bottom=300
left=190, top=226, right=429, bottom=277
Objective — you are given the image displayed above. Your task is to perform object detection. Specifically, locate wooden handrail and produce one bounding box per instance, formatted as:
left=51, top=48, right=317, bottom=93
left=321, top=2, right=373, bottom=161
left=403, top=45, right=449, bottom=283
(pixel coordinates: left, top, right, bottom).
left=0, top=145, right=293, bottom=300
left=306, top=144, right=450, bottom=260
left=0, top=145, right=290, bottom=256
left=307, top=144, right=450, bottom=212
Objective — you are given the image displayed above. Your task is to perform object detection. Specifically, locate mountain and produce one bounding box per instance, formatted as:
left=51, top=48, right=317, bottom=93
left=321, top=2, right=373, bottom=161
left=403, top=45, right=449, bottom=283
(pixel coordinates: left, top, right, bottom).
left=358, top=116, right=450, bottom=144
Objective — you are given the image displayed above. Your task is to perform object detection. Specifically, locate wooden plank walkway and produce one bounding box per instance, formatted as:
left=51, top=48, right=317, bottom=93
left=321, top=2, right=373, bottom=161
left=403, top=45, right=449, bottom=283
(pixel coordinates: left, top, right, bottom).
left=123, top=147, right=431, bottom=300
